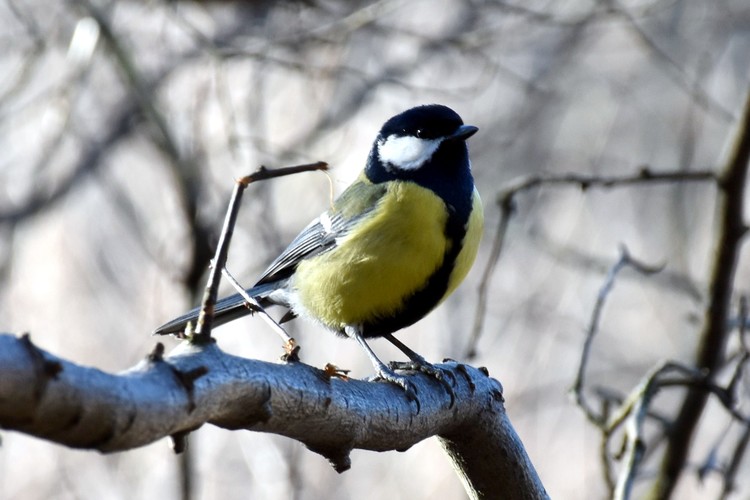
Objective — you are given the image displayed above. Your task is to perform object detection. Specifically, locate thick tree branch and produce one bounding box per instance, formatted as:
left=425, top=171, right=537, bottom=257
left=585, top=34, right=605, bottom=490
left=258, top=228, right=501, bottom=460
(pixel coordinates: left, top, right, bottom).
left=440, top=389, right=547, bottom=500
left=0, top=333, right=547, bottom=500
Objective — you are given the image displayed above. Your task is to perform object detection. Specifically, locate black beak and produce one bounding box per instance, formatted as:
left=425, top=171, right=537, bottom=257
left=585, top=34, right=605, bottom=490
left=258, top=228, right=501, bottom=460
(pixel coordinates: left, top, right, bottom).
left=447, top=124, right=479, bottom=142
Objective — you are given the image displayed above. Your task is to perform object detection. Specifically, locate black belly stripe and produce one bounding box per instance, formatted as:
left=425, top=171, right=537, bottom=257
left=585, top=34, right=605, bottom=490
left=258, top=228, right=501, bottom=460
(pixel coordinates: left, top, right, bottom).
left=360, top=138, right=475, bottom=338
left=360, top=202, right=469, bottom=338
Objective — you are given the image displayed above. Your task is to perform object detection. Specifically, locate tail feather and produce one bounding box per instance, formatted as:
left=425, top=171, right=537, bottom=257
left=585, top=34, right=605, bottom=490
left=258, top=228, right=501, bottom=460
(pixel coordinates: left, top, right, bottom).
left=153, top=282, right=283, bottom=335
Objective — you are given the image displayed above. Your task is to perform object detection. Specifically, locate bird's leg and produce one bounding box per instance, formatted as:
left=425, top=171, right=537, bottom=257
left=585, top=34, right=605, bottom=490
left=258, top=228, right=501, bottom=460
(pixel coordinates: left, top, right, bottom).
left=222, top=266, right=299, bottom=361
left=384, top=333, right=456, bottom=404
left=384, top=333, right=431, bottom=369
left=345, top=326, right=417, bottom=402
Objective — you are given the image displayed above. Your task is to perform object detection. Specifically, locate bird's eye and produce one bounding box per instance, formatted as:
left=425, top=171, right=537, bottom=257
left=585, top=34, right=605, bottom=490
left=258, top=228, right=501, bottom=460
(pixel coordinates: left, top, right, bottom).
left=415, top=129, right=424, bottom=138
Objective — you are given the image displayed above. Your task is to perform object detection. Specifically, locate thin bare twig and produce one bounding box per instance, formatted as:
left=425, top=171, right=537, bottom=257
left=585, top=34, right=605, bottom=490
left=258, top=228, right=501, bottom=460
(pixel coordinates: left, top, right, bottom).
left=610, top=361, right=694, bottom=500
left=238, top=162, right=328, bottom=185
left=220, top=267, right=295, bottom=348
left=468, top=167, right=718, bottom=358
left=584, top=295, right=750, bottom=500
left=738, top=296, right=750, bottom=355
left=605, top=353, right=750, bottom=500
left=496, top=168, right=718, bottom=199
left=572, top=245, right=664, bottom=427
left=191, top=162, right=327, bottom=342
left=568, top=246, right=663, bottom=498
left=653, top=87, right=750, bottom=499
left=191, top=178, right=246, bottom=341
left=467, top=196, right=512, bottom=358
left=726, top=297, right=750, bottom=404
left=721, top=419, right=750, bottom=499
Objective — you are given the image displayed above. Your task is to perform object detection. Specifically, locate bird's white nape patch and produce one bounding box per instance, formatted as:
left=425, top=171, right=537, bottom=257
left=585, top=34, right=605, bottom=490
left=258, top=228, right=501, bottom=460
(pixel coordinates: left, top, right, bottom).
left=377, top=134, right=442, bottom=171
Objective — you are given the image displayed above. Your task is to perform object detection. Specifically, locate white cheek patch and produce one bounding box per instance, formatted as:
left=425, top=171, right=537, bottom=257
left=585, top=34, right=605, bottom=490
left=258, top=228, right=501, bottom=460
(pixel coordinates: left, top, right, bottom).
left=377, top=135, right=442, bottom=171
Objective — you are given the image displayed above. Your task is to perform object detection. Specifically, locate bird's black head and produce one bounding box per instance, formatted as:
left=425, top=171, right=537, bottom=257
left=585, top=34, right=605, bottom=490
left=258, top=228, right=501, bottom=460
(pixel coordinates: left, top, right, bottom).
left=379, top=104, right=470, bottom=141
left=369, top=104, right=478, bottom=175
left=365, top=105, right=478, bottom=206
left=364, top=105, right=478, bottom=231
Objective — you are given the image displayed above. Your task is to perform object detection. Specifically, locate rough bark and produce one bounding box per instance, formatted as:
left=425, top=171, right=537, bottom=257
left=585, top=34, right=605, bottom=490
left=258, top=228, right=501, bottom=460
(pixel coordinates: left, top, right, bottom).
left=0, top=332, right=547, bottom=499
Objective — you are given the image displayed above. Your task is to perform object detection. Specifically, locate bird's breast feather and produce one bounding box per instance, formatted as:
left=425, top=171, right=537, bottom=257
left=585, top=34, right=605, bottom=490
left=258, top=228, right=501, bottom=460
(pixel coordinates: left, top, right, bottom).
left=292, top=181, right=450, bottom=328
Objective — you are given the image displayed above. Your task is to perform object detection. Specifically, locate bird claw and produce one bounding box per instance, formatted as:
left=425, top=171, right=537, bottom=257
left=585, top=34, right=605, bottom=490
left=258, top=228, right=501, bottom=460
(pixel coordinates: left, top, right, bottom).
left=389, top=360, right=456, bottom=407
left=390, top=360, right=456, bottom=383
left=370, top=366, right=419, bottom=405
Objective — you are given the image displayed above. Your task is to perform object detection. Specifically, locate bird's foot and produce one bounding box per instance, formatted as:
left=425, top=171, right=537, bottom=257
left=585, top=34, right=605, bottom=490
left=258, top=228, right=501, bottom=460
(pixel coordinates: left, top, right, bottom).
left=345, top=326, right=419, bottom=408
left=370, top=365, right=419, bottom=405
left=389, top=358, right=456, bottom=407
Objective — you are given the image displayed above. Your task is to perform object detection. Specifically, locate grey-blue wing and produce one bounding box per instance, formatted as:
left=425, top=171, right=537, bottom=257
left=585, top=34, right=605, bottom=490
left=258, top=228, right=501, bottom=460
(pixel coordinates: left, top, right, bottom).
left=254, top=212, right=346, bottom=285
left=255, top=179, right=389, bottom=285
left=153, top=179, right=388, bottom=336
left=153, top=281, right=282, bottom=335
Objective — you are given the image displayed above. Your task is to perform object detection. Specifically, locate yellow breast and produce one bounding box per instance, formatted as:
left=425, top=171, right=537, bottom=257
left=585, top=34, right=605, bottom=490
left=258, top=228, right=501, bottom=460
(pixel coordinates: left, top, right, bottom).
left=444, top=187, right=483, bottom=299
left=292, top=181, right=451, bottom=329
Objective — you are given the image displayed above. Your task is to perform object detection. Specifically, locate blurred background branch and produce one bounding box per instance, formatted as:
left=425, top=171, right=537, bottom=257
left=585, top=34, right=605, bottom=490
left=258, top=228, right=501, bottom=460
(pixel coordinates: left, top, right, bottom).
left=650, top=86, right=750, bottom=500
left=2, top=1, right=750, bottom=499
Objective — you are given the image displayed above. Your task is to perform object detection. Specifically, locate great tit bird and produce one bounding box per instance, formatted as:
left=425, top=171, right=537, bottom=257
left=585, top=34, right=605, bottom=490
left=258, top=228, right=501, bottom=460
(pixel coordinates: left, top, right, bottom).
left=155, top=104, right=483, bottom=396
